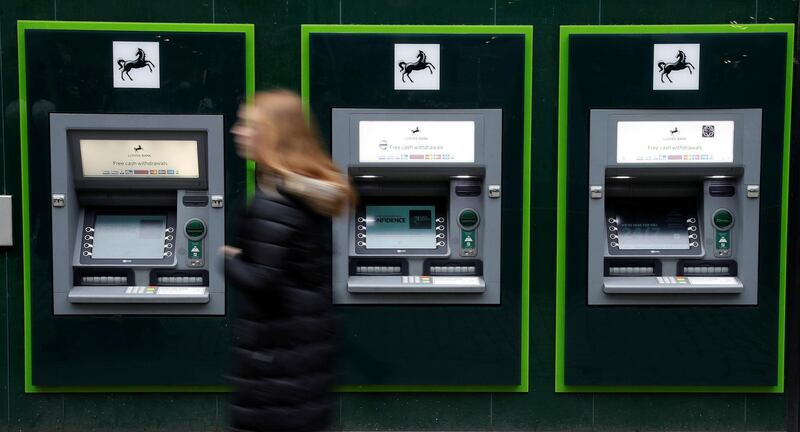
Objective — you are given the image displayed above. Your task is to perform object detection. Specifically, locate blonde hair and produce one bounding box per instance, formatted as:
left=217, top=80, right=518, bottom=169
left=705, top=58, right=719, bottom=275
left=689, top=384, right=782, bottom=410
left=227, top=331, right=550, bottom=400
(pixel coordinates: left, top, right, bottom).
left=246, top=90, right=356, bottom=215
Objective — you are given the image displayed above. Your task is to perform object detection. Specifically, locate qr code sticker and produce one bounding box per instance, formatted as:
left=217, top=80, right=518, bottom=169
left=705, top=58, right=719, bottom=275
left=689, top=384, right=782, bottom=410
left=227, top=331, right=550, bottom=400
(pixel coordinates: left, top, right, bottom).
left=702, top=125, right=715, bottom=138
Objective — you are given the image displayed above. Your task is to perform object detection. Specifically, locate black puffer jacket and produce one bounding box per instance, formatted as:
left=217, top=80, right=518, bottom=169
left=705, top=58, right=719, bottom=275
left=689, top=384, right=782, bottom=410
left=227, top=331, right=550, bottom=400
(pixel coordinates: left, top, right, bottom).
left=225, top=185, right=335, bottom=432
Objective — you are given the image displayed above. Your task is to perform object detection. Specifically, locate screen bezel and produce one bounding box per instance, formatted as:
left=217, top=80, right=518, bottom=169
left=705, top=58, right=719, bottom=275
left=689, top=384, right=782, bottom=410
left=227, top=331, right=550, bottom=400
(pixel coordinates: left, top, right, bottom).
left=80, top=208, right=177, bottom=266
left=606, top=197, right=703, bottom=256
left=68, top=129, right=209, bottom=190
left=354, top=197, right=449, bottom=256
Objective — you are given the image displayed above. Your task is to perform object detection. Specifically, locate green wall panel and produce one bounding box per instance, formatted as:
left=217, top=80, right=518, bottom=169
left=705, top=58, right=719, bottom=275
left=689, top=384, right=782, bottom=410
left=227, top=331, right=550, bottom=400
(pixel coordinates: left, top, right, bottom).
left=217, top=0, right=339, bottom=90
left=340, top=0, right=495, bottom=25
left=54, top=0, right=213, bottom=22
left=600, top=0, right=757, bottom=24
left=0, top=0, right=797, bottom=431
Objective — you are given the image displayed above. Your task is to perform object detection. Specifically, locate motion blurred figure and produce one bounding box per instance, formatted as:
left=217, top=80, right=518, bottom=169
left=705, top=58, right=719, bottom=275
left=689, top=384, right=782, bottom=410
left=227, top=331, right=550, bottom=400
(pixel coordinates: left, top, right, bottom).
left=224, top=90, right=355, bottom=432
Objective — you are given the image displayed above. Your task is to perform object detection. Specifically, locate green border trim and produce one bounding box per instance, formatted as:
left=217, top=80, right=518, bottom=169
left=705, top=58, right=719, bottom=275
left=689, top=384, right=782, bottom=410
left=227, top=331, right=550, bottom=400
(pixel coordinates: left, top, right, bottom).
left=555, top=23, right=794, bottom=393
left=17, top=20, right=255, bottom=393
left=302, top=24, right=533, bottom=393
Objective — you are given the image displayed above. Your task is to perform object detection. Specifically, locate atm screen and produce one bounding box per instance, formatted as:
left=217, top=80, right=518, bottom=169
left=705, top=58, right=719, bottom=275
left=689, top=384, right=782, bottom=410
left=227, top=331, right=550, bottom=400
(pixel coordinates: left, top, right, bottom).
left=91, top=215, right=167, bottom=259
left=79, top=139, right=200, bottom=179
left=365, top=205, right=437, bottom=249
left=613, top=200, right=696, bottom=251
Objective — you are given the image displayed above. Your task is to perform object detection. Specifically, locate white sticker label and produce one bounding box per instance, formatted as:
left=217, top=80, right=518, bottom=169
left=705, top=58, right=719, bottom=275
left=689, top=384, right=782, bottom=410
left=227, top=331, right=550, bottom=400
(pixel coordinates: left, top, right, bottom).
left=653, top=44, right=700, bottom=90
left=617, top=120, right=734, bottom=164
left=687, top=277, right=739, bottom=286
left=359, top=121, right=474, bottom=163
left=157, top=287, right=207, bottom=295
left=113, top=41, right=159, bottom=88
left=394, top=44, right=440, bottom=90
left=431, top=277, right=482, bottom=285
left=80, top=139, right=200, bottom=178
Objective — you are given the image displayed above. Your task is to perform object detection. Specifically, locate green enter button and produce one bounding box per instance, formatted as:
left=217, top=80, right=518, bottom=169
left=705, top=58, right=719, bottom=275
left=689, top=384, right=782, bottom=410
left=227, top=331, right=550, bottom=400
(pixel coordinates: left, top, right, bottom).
left=712, top=209, right=734, bottom=230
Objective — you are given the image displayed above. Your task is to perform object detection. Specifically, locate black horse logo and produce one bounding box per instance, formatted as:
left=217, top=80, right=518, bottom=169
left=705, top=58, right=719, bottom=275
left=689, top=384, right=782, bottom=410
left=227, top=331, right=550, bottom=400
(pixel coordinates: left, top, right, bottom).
left=657, top=50, right=695, bottom=83
left=670, top=128, right=679, bottom=135
left=117, top=48, right=156, bottom=81
left=411, top=127, right=420, bottom=134
left=133, top=145, right=143, bottom=152
left=398, top=50, right=436, bottom=83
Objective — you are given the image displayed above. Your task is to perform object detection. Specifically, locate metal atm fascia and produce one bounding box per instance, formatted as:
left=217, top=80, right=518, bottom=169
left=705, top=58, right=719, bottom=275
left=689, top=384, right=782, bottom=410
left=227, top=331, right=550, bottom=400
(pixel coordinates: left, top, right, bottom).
left=50, top=113, right=226, bottom=315
left=332, top=109, right=502, bottom=305
left=587, top=109, right=762, bottom=306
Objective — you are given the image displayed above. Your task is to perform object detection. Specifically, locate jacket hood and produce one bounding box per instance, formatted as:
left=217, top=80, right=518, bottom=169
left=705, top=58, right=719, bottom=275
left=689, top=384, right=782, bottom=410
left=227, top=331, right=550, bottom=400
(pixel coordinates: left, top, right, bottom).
left=279, top=171, right=348, bottom=216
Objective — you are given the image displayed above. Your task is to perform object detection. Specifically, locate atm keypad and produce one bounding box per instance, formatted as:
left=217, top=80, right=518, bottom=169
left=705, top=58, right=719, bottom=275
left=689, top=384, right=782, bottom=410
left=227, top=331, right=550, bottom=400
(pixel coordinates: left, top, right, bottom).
left=656, top=276, right=689, bottom=285
left=402, top=276, right=432, bottom=284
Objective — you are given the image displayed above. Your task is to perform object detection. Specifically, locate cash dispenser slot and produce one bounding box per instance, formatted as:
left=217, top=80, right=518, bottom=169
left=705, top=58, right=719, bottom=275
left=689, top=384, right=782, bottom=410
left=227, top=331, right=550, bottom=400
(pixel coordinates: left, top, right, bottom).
left=604, top=259, right=660, bottom=276
left=425, top=259, right=483, bottom=276
left=150, top=269, right=209, bottom=286
left=350, top=259, right=408, bottom=276
left=74, top=268, right=134, bottom=286
left=678, top=260, right=737, bottom=276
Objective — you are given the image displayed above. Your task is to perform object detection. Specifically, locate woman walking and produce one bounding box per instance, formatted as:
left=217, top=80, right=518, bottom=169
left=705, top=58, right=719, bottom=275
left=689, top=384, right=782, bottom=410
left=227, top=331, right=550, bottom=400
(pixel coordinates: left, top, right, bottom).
left=223, top=90, right=355, bottom=432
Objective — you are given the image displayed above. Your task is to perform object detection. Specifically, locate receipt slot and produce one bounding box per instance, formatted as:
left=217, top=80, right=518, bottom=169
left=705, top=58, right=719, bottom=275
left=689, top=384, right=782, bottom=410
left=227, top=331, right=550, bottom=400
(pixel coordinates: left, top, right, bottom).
left=50, top=114, right=225, bottom=315
left=588, top=109, right=761, bottom=305
left=332, top=109, right=502, bottom=304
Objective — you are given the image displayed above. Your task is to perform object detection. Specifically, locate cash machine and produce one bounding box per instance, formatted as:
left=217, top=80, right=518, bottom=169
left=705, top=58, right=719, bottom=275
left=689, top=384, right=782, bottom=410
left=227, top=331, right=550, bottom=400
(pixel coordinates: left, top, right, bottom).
left=588, top=109, right=761, bottom=305
left=49, top=114, right=226, bottom=315
left=332, top=109, right=502, bottom=304
left=306, top=26, right=530, bottom=388
left=558, top=25, right=791, bottom=390
left=18, top=21, right=251, bottom=389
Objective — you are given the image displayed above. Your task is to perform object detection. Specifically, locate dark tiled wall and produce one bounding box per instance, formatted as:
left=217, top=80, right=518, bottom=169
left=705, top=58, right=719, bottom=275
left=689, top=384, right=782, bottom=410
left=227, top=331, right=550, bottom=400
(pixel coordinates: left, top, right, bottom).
left=0, top=0, right=796, bottom=430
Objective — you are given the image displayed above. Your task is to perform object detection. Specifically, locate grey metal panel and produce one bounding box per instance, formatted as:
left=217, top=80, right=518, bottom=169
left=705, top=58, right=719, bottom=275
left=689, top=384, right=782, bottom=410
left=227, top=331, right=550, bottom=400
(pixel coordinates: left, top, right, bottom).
left=347, top=275, right=486, bottom=293
left=332, top=108, right=502, bottom=304
left=50, top=113, right=226, bottom=315
left=587, top=109, right=761, bottom=305
left=68, top=286, right=209, bottom=303
left=602, top=277, right=744, bottom=294
left=0, top=196, right=12, bottom=246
